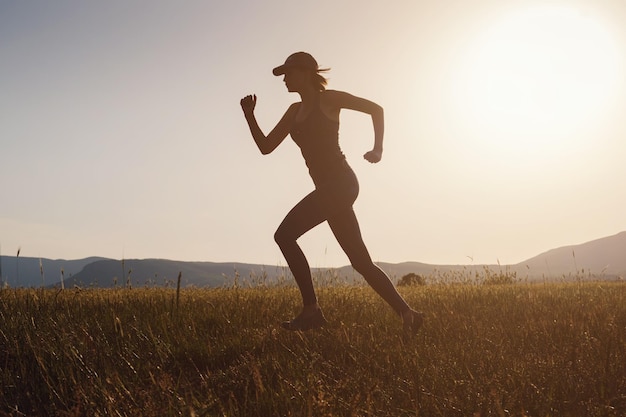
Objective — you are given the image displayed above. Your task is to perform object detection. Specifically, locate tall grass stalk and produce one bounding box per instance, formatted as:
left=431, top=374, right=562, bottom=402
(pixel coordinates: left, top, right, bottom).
left=121, top=257, right=125, bottom=289
left=126, top=267, right=132, bottom=289
left=176, top=271, right=181, bottom=312
left=170, top=271, right=182, bottom=320
left=15, top=246, right=20, bottom=288
left=39, top=258, right=44, bottom=287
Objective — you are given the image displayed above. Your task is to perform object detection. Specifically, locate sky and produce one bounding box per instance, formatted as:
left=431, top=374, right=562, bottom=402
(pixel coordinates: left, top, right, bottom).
left=1, top=0, right=625, bottom=268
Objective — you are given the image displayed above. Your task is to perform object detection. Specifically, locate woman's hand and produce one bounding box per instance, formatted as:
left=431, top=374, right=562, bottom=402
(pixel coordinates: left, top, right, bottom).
left=363, top=149, right=382, bottom=163
left=240, top=94, right=257, bottom=115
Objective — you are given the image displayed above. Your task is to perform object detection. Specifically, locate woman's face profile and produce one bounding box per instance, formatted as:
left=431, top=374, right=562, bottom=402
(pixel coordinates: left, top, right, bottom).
left=282, top=68, right=311, bottom=92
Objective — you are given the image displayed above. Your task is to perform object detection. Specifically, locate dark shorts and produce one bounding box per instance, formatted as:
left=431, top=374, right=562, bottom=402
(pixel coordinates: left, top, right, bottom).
left=312, top=163, right=359, bottom=218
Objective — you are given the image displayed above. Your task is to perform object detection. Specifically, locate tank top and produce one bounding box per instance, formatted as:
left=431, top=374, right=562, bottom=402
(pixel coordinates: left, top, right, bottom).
left=290, top=102, right=348, bottom=188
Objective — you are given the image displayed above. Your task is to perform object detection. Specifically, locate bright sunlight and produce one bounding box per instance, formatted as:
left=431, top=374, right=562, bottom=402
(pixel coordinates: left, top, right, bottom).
left=452, top=5, right=621, bottom=157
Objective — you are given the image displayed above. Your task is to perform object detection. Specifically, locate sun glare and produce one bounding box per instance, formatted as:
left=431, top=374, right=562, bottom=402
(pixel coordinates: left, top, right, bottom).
left=452, top=6, right=621, bottom=157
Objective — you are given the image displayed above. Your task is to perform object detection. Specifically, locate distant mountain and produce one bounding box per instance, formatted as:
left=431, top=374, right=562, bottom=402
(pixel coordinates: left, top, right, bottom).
left=2, top=232, right=624, bottom=288
left=513, top=231, right=626, bottom=279
left=0, top=256, right=108, bottom=288
left=64, top=259, right=293, bottom=288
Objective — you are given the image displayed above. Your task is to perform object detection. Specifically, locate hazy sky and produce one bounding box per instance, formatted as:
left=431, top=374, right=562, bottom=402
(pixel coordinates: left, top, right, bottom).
left=2, top=0, right=625, bottom=268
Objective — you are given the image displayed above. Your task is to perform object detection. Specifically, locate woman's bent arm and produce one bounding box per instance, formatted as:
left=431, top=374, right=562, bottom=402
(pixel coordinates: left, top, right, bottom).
left=241, top=94, right=296, bottom=155
left=324, top=90, right=384, bottom=163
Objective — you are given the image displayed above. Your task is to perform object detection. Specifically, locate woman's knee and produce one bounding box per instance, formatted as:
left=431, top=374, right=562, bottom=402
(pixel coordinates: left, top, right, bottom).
left=274, top=226, right=294, bottom=247
left=350, top=258, right=377, bottom=276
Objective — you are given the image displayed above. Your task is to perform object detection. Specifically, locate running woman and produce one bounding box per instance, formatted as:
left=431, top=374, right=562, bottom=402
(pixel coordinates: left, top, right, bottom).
left=240, top=52, right=423, bottom=334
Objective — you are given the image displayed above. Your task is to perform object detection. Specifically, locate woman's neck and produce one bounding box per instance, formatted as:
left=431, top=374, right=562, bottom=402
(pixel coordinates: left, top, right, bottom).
left=298, top=87, right=320, bottom=105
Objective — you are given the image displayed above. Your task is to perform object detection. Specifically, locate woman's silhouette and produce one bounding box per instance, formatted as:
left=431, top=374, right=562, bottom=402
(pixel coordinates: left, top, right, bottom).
left=241, top=52, right=423, bottom=335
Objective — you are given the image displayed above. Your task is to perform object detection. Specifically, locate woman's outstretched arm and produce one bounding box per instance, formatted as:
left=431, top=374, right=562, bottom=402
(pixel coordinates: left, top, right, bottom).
left=324, top=90, right=384, bottom=163
left=240, top=94, right=297, bottom=155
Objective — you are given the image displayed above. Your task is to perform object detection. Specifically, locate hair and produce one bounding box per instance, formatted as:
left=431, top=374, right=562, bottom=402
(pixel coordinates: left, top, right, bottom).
left=312, top=68, right=330, bottom=91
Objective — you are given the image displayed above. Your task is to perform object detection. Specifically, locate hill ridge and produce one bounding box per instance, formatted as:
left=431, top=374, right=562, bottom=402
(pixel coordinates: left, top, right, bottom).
left=2, top=231, right=624, bottom=287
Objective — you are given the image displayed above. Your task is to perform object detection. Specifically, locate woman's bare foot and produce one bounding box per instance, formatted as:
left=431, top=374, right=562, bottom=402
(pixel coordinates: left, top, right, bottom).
left=281, top=305, right=327, bottom=331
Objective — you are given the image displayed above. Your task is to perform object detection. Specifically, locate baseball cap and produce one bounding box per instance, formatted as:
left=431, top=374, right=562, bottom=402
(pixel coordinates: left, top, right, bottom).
left=272, top=52, right=319, bottom=76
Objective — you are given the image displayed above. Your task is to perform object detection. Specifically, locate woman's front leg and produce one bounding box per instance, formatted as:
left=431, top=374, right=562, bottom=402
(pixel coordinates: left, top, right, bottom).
left=274, top=191, right=327, bottom=306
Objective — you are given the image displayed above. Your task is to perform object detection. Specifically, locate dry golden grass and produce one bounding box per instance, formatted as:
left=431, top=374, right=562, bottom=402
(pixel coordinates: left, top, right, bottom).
left=0, top=279, right=624, bottom=416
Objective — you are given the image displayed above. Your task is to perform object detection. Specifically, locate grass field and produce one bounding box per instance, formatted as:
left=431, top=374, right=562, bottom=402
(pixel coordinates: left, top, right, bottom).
left=0, top=278, right=624, bottom=416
